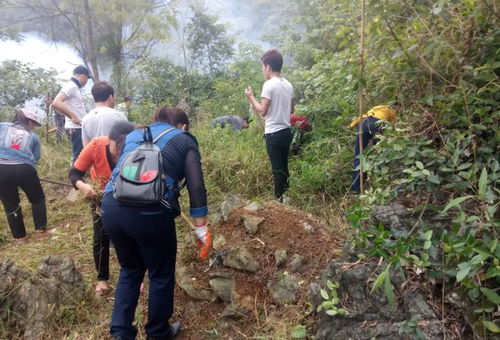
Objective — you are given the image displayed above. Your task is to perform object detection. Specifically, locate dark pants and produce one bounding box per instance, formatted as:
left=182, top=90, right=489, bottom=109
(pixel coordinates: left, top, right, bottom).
left=0, top=164, right=47, bottom=238
left=265, top=128, right=292, bottom=199
left=352, top=117, right=382, bottom=193
left=67, top=128, right=83, bottom=162
left=101, top=194, right=177, bottom=340
left=91, top=201, right=110, bottom=281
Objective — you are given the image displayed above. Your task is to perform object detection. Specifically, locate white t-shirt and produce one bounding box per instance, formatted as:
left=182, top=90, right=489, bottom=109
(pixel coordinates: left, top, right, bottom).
left=81, top=106, right=128, bottom=142
left=60, top=80, right=87, bottom=129
left=260, top=77, right=294, bottom=134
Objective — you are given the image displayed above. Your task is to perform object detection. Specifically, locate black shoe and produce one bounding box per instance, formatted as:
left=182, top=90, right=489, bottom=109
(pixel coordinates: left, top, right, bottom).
left=146, top=322, right=181, bottom=340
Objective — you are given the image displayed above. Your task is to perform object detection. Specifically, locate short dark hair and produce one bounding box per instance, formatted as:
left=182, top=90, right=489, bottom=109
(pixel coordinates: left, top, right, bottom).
left=169, top=108, right=189, bottom=130
left=153, top=106, right=170, bottom=123
left=91, top=81, right=114, bottom=103
left=261, top=49, right=283, bottom=72
left=108, top=121, right=135, bottom=145
left=73, top=65, right=92, bottom=79
left=124, top=95, right=132, bottom=103
left=242, top=116, right=249, bottom=123
left=153, top=106, right=189, bottom=129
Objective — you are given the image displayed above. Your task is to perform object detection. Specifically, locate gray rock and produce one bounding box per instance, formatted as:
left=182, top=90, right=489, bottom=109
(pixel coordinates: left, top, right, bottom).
left=303, top=222, right=315, bottom=234
left=403, top=291, right=436, bottom=319
left=176, top=265, right=216, bottom=301
left=275, top=249, right=288, bottom=267
left=308, top=282, right=324, bottom=309
left=267, top=272, right=301, bottom=304
left=209, top=275, right=234, bottom=302
left=223, top=247, right=259, bottom=272
left=210, top=212, right=224, bottom=225
left=371, top=204, right=410, bottom=230
left=212, top=235, right=227, bottom=250
left=0, top=257, right=84, bottom=339
left=219, top=195, right=245, bottom=221
left=244, top=201, right=263, bottom=212
left=241, top=214, right=265, bottom=235
left=289, top=254, right=306, bottom=272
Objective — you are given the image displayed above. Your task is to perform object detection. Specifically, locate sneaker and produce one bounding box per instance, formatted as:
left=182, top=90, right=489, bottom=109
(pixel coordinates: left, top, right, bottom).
left=278, top=194, right=291, bottom=204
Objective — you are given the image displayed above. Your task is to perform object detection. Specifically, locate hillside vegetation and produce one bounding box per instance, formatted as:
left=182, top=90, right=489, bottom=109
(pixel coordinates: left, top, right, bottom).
left=0, top=0, right=498, bottom=338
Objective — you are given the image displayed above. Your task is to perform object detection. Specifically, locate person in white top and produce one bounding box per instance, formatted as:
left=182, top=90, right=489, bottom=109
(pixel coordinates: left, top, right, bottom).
left=81, top=81, right=128, bottom=146
left=52, top=65, right=92, bottom=162
left=245, top=49, right=295, bottom=201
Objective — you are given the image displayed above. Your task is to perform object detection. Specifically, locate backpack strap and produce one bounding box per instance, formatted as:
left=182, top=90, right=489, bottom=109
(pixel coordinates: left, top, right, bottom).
left=143, top=126, right=154, bottom=142
left=152, top=127, right=175, bottom=144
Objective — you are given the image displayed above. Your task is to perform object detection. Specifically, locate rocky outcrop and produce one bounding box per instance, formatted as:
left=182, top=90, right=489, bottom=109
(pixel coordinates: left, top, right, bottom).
left=268, top=272, right=301, bottom=304
left=309, top=254, right=443, bottom=339
left=0, top=256, right=84, bottom=339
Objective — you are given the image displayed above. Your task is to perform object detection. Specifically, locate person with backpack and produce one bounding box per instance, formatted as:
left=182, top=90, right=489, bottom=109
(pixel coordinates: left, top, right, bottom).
left=0, top=109, right=50, bottom=243
left=100, top=106, right=210, bottom=340
left=69, top=121, right=135, bottom=294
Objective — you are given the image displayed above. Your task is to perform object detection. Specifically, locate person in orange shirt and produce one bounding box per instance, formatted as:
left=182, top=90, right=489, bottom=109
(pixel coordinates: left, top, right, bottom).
left=69, top=121, right=135, bottom=293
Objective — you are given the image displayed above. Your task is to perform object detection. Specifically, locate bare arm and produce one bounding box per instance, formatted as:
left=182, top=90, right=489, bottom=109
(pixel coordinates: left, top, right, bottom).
left=52, top=92, right=81, bottom=125
left=245, top=87, right=271, bottom=117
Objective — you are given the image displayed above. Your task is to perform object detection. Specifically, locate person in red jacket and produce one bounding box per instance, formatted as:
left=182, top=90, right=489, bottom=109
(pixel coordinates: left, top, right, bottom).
left=290, top=114, right=312, bottom=154
left=69, top=121, right=135, bottom=293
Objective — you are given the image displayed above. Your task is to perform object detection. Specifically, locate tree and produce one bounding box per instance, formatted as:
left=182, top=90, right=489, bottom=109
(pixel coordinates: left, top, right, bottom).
left=0, top=60, right=58, bottom=121
left=0, top=0, right=174, bottom=93
left=186, top=6, right=234, bottom=73
left=0, top=60, right=58, bottom=108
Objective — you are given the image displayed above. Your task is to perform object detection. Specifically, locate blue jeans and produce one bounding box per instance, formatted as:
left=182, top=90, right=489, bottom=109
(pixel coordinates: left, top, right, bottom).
left=67, top=128, right=83, bottom=163
left=101, top=194, right=177, bottom=340
left=352, top=117, right=382, bottom=193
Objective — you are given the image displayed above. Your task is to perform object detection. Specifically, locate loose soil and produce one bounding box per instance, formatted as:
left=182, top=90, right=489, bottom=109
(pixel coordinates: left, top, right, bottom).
left=172, top=201, right=343, bottom=339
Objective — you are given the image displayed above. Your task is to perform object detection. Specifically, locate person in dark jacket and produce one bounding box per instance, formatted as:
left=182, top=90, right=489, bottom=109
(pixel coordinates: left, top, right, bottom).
left=0, top=109, right=50, bottom=242
left=101, top=106, right=211, bottom=340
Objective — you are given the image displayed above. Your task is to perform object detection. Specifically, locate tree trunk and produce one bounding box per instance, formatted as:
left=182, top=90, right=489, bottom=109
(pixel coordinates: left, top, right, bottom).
left=83, top=0, right=99, bottom=81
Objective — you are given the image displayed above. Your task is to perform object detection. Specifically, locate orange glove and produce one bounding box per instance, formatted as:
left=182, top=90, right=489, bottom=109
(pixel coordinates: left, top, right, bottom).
left=194, top=224, right=211, bottom=260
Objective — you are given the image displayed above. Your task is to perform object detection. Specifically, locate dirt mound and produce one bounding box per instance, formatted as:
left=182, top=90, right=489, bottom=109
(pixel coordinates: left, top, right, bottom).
left=173, top=199, right=342, bottom=339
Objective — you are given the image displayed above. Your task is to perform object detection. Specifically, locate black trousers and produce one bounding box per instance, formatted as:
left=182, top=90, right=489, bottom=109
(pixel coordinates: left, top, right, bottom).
left=91, top=201, right=110, bottom=281
left=265, top=128, right=292, bottom=199
left=0, top=163, right=47, bottom=238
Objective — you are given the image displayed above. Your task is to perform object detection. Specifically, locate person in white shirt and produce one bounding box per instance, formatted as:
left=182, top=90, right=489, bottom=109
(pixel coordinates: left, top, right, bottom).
left=245, top=49, right=294, bottom=201
left=81, top=81, right=128, bottom=146
left=52, top=65, right=92, bottom=162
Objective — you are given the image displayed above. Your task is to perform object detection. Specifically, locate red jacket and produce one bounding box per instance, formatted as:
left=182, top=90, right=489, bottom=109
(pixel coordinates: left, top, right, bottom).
left=290, top=114, right=311, bottom=131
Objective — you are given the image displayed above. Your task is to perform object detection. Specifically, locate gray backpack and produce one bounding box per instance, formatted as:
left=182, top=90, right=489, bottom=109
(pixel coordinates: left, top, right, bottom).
left=113, top=126, right=174, bottom=205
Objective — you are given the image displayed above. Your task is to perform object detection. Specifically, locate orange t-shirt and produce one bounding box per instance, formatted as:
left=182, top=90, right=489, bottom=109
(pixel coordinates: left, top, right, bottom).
left=73, top=136, right=113, bottom=189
